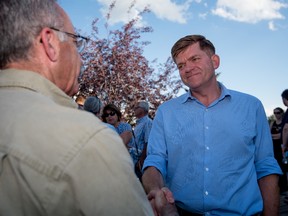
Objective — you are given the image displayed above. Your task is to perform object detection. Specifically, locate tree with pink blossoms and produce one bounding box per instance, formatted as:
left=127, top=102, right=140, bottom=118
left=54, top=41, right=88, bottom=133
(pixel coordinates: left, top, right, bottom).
left=78, top=1, right=184, bottom=123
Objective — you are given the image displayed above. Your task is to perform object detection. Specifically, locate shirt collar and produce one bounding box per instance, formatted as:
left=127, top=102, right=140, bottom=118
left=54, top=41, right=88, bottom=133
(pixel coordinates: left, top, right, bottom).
left=180, top=82, right=231, bottom=104
left=0, top=68, right=78, bottom=109
left=136, top=115, right=149, bottom=124
left=218, top=82, right=231, bottom=101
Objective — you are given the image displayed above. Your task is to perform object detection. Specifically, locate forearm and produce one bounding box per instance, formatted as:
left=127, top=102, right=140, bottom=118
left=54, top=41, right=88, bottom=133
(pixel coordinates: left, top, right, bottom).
left=143, top=167, right=178, bottom=216
left=258, top=174, right=279, bottom=216
left=142, top=166, right=165, bottom=194
left=137, top=143, right=147, bottom=167
left=120, top=131, right=132, bottom=147
left=271, top=133, right=280, bottom=140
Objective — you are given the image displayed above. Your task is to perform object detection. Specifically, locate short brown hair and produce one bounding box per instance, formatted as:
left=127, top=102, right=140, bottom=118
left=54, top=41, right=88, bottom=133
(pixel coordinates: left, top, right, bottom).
left=171, top=35, right=215, bottom=63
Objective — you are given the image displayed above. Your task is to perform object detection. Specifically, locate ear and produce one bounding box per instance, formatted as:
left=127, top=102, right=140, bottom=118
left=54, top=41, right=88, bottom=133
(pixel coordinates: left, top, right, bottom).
left=211, top=54, right=220, bottom=69
left=39, top=28, right=59, bottom=62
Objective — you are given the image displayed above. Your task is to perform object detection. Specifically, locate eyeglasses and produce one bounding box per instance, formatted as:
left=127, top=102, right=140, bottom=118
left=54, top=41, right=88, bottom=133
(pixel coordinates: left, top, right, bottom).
left=103, top=111, right=116, bottom=118
left=50, top=27, right=89, bottom=53
left=274, top=112, right=282, bottom=115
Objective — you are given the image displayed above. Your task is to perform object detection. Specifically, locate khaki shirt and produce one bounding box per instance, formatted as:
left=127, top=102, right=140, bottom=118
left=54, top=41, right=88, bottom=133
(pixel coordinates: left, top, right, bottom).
left=0, top=69, right=153, bottom=216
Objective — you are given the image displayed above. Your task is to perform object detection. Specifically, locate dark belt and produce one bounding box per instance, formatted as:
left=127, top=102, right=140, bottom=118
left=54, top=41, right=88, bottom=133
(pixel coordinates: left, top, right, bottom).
left=176, top=205, right=261, bottom=216
left=176, top=206, right=203, bottom=216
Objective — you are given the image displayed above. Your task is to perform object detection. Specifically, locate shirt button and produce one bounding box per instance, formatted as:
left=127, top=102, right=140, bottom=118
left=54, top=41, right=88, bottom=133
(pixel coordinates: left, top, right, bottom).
left=205, top=191, right=209, bottom=195
left=206, top=146, right=210, bottom=150
left=205, top=167, right=209, bottom=171
left=205, top=126, right=209, bottom=129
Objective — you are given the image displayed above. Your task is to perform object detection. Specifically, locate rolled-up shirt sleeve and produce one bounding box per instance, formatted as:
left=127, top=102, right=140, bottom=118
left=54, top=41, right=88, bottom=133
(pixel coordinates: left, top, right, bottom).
left=254, top=101, right=282, bottom=179
left=143, top=108, right=167, bottom=178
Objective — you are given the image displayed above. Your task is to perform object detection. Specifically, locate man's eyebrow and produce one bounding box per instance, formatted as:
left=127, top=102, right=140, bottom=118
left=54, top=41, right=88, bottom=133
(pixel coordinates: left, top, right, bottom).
left=177, top=54, right=200, bottom=64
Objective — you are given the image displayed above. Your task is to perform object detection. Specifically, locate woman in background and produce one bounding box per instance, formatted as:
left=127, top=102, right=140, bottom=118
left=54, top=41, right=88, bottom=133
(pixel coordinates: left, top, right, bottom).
left=102, top=104, right=134, bottom=149
left=270, top=107, right=287, bottom=193
left=83, top=96, right=116, bottom=131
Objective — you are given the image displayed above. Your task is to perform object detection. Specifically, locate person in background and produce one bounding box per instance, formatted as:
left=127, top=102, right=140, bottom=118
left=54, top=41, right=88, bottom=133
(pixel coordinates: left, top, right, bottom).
left=130, top=101, right=153, bottom=172
left=281, top=89, right=288, bottom=153
left=83, top=96, right=116, bottom=131
left=83, top=96, right=103, bottom=118
left=270, top=107, right=287, bottom=193
left=142, top=34, right=282, bottom=216
left=0, top=0, right=153, bottom=215
left=75, top=94, right=85, bottom=109
left=102, top=104, right=134, bottom=149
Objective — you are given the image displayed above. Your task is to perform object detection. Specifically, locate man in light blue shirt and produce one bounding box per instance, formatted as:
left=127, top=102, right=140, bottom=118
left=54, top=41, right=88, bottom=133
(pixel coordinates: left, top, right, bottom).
left=142, top=35, right=282, bottom=216
left=130, top=101, right=153, bottom=166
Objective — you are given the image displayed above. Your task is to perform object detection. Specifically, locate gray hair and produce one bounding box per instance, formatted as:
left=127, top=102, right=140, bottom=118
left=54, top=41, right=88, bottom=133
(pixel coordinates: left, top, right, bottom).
left=83, top=96, right=103, bottom=114
left=0, top=0, right=64, bottom=68
left=137, top=101, right=149, bottom=113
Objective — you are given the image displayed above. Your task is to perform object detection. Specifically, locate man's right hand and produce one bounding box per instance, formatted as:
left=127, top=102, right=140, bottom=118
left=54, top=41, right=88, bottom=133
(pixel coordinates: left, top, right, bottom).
left=147, top=187, right=179, bottom=216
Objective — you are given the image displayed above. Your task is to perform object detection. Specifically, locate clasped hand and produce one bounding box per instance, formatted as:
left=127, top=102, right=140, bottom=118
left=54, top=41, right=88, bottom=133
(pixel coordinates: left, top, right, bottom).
left=147, top=187, right=179, bottom=216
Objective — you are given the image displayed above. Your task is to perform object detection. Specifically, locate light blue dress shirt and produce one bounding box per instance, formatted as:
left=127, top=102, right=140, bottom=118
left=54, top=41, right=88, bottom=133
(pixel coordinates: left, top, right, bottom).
left=115, top=122, right=134, bottom=147
left=143, top=83, right=282, bottom=215
left=129, top=115, right=153, bottom=164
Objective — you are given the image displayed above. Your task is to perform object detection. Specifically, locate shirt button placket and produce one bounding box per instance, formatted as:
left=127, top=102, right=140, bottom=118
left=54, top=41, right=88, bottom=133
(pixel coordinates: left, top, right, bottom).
left=204, top=108, right=210, bottom=205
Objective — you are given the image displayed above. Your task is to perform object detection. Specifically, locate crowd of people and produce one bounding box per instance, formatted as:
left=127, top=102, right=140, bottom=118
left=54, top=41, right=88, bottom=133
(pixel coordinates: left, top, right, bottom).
left=82, top=96, right=152, bottom=174
left=0, top=0, right=287, bottom=215
left=270, top=90, right=288, bottom=196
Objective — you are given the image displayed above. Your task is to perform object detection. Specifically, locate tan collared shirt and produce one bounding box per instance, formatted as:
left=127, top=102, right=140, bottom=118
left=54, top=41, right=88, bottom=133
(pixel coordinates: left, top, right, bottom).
left=0, top=69, right=153, bottom=216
